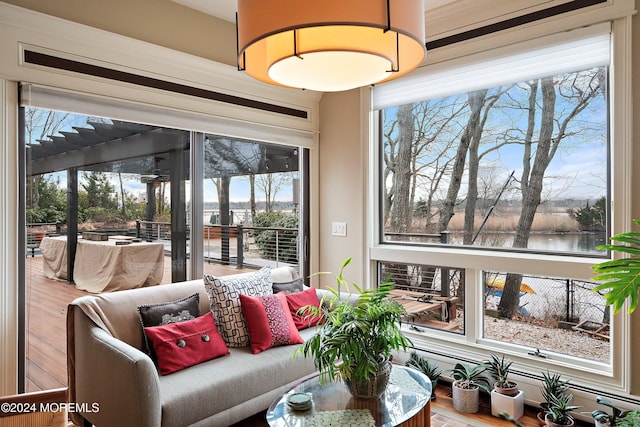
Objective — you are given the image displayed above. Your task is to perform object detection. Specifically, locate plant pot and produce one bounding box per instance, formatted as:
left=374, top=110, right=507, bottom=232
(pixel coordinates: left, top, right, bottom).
left=544, top=413, right=575, bottom=427
left=344, top=358, right=392, bottom=400
left=452, top=380, right=480, bottom=413
left=491, top=389, right=524, bottom=420
left=537, top=411, right=547, bottom=426
left=594, top=421, right=611, bottom=427
left=430, top=379, right=438, bottom=400
left=494, top=381, right=519, bottom=396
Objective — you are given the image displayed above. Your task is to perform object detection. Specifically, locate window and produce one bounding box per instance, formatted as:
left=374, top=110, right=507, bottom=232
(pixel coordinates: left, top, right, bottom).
left=377, top=26, right=610, bottom=255
left=372, top=23, right=618, bottom=372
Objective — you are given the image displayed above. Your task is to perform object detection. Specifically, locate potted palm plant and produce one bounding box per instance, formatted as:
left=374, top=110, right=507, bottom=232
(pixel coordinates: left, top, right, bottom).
left=486, top=353, right=524, bottom=419
left=405, top=352, right=442, bottom=400
left=296, top=257, right=412, bottom=400
left=450, top=362, right=492, bottom=413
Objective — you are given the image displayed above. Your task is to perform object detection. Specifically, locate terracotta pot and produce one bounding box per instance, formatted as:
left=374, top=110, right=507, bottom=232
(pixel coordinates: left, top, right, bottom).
left=537, top=411, right=547, bottom=426
left=452, top=380, right=480, bottom=413
left=494, top=381, right=519, bottom=396
left=344, top=358, right=392, bottom=401
left=544, top=413, right=575, bottom=427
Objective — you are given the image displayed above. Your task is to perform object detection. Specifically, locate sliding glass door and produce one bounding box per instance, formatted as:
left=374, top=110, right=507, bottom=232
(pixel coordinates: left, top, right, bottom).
left=20, top=103, right=308, bottom=391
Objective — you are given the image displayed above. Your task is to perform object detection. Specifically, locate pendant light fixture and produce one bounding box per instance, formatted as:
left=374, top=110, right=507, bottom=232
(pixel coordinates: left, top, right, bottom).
left=236, top=0, right=426, bottom=92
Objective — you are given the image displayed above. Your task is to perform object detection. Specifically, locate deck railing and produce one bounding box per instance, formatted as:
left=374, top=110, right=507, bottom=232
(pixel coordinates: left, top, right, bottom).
left=135, top=220, right=299, bottom=270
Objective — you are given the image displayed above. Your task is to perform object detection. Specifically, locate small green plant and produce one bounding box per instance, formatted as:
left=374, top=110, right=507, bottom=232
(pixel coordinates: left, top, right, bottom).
left=406, top=352, right=442, bottom=381
left=591, top=396, right=634, bottom=426
left=546, top=393, right=580, bottom=425
left=450, top=362, right=491, bottom=392
left=617, top=410, right=640, bottom=427
left=499, top=411, right=524, bottom=427
left=541, top=370, right=571, bottom=405
left=592, top=219, right=640, bottom=314
left=485, top=353, right=516, bottom=389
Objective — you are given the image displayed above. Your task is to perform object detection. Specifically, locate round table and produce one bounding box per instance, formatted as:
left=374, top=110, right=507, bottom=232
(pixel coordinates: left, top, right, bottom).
left=266, top=365, right=432, bottom=427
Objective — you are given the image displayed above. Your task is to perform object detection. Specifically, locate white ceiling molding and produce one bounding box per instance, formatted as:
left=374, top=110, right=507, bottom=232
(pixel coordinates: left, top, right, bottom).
left=422, top=0, right=636, bottom=65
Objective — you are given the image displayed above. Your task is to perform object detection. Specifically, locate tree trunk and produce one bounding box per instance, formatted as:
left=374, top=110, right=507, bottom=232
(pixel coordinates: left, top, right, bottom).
left=462, top=90, right=488, bottom=244
left=438, top=91, right=485, bottom=232
left=118, top=173, right=126, bottom=218
left=249, top=175, right=256, bottom=222
left=499, top=78, right=555, bottom=317
left=390, top=104, right=414, bottom=233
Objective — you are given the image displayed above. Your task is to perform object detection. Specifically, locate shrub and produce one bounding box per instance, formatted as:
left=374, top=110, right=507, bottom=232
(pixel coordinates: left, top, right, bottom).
left=253, top=211, right=298, bottom=263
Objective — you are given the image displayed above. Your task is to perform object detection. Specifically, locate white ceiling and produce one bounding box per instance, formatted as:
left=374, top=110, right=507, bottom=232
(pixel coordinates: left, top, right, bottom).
left=172, top=0, right=458, bottom=23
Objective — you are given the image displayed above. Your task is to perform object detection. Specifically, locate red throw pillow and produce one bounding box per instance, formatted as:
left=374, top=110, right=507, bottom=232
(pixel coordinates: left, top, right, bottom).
left=285, top=287, right=324, bottom=330
left=240, top=292, right=304, bottom=354
left=144, top=312, right=229, bottom=375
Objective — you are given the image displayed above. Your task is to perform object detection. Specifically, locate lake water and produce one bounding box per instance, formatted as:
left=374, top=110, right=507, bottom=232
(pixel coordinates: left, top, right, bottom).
left=449, top=231, right=608, bottom=255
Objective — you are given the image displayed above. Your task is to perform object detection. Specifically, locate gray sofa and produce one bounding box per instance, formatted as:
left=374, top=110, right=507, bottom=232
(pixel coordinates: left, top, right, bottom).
left=67, top=268, right=322, bottom=427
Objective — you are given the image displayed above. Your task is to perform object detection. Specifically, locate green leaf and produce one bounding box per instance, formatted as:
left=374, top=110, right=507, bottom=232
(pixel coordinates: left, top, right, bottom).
left=592, top=222, right=640, bottom=314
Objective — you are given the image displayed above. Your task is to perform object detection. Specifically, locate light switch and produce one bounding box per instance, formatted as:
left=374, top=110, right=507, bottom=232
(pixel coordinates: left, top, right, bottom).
left=332, top=221, right=347, bottom=237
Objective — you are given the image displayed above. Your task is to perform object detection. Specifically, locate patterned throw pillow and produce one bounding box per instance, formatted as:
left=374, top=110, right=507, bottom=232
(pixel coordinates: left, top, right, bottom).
left=203, top=267, right=273, bottom=347
left=143, top=312, right=229, bottom=375
left=137, top=293, right=200, bottom=356
left=239, top=292, right=303, bottom=354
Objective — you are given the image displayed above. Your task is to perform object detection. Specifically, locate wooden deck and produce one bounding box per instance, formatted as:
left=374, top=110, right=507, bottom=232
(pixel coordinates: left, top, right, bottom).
left=24, top=255, right=252, bottom=392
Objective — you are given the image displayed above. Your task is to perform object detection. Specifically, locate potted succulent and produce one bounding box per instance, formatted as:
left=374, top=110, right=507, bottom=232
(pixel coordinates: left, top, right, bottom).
left=450, top=362, right=492, bottom=414
left=591, top=396, right=634, bottom=426
left=486, top=353, right=524, bottom=419
left=486, top=353, right=519, bottom=396
left=545, top=392, right=580, bottom=426
left=405, top=352, right=442, bottom=400
left=538, top=370, right=571, bottom=424
left=296, top=257, right=412, bottom=400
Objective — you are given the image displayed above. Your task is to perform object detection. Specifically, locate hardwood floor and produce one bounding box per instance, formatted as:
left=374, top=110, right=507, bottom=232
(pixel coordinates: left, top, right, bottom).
left=231, top=381, right=593, bottom=427
left=24, top=254, right=250, bottom=392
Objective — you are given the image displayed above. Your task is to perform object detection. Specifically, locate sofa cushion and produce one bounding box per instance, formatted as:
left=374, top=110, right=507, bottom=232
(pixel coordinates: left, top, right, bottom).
left=286, top=288, right=324, bottom=330
left=144, top=312, right=229, bottom=375
left=240, top=292, right=303, bottom=354
left=272, top=277, right=305, bottom=294
left=203, top=267, right=273, bottom=347
left=157, top=327, right=317, bottom=427
left=137, top=293, right=200, bottom=357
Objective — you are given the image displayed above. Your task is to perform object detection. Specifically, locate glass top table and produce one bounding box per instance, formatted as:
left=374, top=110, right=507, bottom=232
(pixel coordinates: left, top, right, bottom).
left=266, top=365, right=432, bottom=427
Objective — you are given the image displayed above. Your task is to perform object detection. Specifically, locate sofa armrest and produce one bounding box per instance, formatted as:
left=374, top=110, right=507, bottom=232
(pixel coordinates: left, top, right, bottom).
left=316, top=287, right=359, bottom=305
left=71, top=306, right=161, bottom=427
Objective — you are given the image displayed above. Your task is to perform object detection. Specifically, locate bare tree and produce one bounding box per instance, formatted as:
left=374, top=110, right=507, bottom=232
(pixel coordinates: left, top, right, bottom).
left=24, top=109, right=72, bottom=210
left=437, top=91, right=487, bottom=232
left=255, top=173, right=291, bottom=212
left=499, top=69, right=606, bottom=317
left=389, top=104, right=415, bottom=233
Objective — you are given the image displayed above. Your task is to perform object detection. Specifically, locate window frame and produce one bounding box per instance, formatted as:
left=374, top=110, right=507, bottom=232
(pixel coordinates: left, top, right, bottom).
left=368, top=14, right=633, bottom=397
